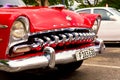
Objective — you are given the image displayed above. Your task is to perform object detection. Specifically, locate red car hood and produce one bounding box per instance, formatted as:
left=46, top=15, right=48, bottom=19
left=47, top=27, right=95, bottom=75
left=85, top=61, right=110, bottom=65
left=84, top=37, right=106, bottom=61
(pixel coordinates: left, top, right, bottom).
left=0, top=7, right=92, bottom=32
left=26, top=7, right=92, bottom=32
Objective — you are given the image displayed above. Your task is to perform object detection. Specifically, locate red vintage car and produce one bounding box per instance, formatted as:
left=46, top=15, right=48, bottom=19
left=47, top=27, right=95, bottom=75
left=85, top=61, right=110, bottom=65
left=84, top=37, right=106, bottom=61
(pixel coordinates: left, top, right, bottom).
left=0, top=0, right=105, bottom=72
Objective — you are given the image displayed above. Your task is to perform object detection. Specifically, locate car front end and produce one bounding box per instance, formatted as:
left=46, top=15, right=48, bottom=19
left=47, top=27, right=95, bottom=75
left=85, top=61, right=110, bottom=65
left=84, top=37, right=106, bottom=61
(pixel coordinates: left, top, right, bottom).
left=0, top=5, right=105, bottom=72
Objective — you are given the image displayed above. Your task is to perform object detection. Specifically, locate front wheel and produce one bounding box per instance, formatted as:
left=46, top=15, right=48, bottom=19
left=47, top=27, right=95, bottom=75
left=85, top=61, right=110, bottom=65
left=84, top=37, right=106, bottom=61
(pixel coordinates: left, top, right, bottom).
left=57, top=60, right=83, bottom=73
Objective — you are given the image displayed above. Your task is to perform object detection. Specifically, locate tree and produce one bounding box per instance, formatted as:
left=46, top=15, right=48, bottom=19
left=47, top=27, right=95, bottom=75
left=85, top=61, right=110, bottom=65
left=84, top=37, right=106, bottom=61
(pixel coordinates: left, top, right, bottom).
left=75, top=0, right=99, bottom=8
left=48, top=0, right=74, bottom=8
left=97, top=0, right=120, bottom=9
left=23, top=0, right=37, bottom=5
left=23, top=0, right=75, bottom=8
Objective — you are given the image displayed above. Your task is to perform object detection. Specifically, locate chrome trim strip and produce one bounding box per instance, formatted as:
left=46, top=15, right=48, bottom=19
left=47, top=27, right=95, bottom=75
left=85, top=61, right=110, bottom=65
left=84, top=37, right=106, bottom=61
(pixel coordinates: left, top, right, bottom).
left=0, top=25, right=8, bottom=29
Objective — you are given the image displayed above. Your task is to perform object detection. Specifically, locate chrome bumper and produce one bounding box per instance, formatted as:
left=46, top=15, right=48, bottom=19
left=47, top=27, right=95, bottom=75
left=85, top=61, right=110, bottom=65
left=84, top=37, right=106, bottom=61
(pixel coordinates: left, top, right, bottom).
left=0, top=39, right=105, bottom=72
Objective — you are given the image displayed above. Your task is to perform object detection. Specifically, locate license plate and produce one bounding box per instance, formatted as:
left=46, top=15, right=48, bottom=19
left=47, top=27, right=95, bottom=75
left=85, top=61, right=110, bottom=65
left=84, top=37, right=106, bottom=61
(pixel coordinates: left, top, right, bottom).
left=75, top=48, right=96, bottom=61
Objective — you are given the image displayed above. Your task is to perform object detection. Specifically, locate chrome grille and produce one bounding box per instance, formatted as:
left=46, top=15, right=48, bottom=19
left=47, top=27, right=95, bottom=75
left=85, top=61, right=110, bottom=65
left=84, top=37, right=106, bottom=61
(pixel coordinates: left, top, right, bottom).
left=28, top=28, right=95, bottom=48
left=9, top=28, right=96, bottom=57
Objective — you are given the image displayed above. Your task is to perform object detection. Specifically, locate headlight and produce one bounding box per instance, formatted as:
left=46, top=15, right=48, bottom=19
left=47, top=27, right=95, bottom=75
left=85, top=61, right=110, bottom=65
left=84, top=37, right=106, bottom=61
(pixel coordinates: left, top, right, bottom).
left=92, top=17, right=101, bottom=34
left=10, top=16, right=29, bottom=40
left=11, top=21, right=26, bottom=39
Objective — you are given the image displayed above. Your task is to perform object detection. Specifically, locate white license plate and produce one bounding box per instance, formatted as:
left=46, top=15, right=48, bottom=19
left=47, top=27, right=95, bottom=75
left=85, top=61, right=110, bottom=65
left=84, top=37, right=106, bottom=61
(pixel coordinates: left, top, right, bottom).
left=75, top=48, right=96, bottom=61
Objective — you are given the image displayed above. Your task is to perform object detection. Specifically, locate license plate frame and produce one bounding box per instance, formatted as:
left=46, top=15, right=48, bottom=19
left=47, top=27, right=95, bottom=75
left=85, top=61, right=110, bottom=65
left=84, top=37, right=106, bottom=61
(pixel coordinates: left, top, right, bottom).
left=75, top=48, right=96, bottom=61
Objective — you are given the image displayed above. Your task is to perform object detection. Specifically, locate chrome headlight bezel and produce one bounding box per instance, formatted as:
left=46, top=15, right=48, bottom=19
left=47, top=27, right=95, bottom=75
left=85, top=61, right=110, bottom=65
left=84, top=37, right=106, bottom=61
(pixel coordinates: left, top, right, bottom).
left=9, top=16, right=30, bottom=48
left=6, top=16, right=30, bottom=55
left=10, top=16, right=30, bottom=41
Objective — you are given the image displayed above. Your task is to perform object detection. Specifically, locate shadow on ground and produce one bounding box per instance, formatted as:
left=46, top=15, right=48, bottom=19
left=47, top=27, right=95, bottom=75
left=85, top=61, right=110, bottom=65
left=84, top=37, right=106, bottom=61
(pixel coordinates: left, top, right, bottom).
left=0, top=69, right=78, bottom=80
left=105, top=43, right=120, bottom=47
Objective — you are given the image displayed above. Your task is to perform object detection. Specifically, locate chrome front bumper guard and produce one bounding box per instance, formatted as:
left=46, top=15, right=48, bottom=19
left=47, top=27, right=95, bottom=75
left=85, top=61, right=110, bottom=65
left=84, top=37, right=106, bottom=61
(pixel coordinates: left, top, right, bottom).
left=0, top=39, right=105, bottom=72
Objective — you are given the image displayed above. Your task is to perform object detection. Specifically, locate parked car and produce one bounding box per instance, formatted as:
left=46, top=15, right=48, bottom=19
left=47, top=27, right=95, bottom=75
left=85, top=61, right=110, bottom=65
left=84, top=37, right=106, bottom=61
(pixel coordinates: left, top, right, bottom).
left=75, top=7, right=120, bottom=42
left=0, top=0, right=105, bottom=73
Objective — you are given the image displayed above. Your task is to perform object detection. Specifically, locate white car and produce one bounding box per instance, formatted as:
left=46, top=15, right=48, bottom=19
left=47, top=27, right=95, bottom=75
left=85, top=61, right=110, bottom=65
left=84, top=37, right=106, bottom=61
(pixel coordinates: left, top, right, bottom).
left=75, top=7, right=120, bottom=42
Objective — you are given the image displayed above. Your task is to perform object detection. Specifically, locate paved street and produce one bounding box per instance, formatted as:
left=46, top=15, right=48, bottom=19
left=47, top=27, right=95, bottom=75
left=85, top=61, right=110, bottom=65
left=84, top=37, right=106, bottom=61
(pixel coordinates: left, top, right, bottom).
left=0, top=44, right=120, bottom=80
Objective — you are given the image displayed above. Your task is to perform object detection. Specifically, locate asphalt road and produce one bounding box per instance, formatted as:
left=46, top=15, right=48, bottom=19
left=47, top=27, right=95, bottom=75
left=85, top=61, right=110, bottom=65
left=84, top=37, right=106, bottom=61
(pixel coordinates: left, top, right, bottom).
left=0, top=44, right=120, bottom=80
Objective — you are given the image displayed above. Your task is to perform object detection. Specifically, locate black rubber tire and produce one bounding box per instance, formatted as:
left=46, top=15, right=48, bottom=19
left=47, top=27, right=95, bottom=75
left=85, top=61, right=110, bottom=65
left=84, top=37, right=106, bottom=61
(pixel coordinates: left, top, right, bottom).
left=57, top=60, right=83, bottom=73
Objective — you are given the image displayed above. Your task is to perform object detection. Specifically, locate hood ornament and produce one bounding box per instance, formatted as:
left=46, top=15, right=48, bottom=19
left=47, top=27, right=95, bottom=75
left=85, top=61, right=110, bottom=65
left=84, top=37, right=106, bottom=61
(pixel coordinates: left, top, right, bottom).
left=66, top=15, right=72, bottom=21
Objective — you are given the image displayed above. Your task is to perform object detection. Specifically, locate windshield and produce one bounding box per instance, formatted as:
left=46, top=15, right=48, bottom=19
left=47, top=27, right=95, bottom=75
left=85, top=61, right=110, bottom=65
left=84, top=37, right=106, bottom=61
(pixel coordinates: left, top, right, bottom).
left=0, top=0, right=26, bottom=7
left=109, top=8, right=120, bottom=16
